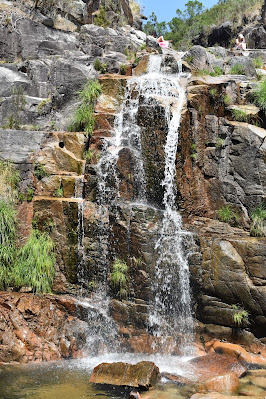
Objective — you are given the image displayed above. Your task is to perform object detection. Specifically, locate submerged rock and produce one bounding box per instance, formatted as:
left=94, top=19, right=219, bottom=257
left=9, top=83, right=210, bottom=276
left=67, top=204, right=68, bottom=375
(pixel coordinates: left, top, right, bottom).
left=89, top=361, right=160, bottom=389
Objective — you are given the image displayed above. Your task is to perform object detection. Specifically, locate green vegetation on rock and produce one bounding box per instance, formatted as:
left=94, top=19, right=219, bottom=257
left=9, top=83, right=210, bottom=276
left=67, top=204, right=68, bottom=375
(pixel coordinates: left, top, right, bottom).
left=111, top=259, right=128, bottom=299
left=217, top=204, right=239, bottom=226
left=0, top=200, right=17, bottom=288
left=34, top=163, right=50, bottom=180
left=229, top=63, right=245, bottom=75
left=253, top=57, right=263, bottom=69
left=94, top=6, right=110, bottom=28
left=232, top=304, right=249, bottom=327
left=13, top=230, right=56, bottom=293
left=252, top=79, right=266, bottom=112
left=53, top=187, right=64, bottom=198
left=250, top=203, right=266, bottom=237
left=0, top=161, right=56, bottom=293
left=231, top=108, right=250, bottom=122
left=94, top=59, right=107, bottom=74
left=0, top=160, right=20, bottom=202
left=68, top=80, right=102, bottom=135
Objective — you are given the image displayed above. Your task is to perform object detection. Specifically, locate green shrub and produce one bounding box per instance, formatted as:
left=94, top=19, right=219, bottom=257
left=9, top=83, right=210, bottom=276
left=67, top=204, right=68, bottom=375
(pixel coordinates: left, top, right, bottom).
left=253, top=57, right=263, bottom=69
left=94, top=6, right=110, bottom=28
left=253, top=79, right=266, bottom=112
left=111, top=259, right=128, bottom=299
left=231, top=108, right=250, bottom=122
left=12, top=230, right=56, bottom=293
left=68, top=80, right=102, bottom=135
left=34, top=163, right=49, bottom=180
left=250, top=203, right=266, bottom=237
left=217, top=204, right=239, bottom=226
left=229, top=63, right=245, bottom=75
left=232, top=304, right=249, bottom=327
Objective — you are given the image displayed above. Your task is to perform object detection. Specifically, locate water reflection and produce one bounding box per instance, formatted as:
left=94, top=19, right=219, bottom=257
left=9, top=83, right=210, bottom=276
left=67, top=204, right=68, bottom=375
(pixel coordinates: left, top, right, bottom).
left=0, top=356, right=192, bottom=399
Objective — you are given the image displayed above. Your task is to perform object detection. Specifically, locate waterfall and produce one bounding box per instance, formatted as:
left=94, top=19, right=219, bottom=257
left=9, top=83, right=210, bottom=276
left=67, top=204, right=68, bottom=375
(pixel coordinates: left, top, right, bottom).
left=87, top=52, right=194, bottom=355
left=148, top=60, right=194, bottom=354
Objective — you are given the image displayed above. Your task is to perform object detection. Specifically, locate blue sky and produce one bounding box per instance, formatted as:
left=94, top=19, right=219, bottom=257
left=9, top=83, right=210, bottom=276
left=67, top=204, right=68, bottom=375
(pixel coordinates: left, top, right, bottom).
left=141, top=0, right=219, bottom=23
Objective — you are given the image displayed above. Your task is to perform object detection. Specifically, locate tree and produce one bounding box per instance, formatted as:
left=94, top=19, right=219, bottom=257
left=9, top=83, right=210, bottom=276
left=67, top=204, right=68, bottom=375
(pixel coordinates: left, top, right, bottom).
left=143, top=12, right=167, bottom=37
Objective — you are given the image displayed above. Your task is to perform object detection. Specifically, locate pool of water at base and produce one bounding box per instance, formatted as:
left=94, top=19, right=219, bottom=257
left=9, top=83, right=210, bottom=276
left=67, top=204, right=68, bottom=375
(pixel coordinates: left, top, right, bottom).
left=0, top=353, right=195, bottom=399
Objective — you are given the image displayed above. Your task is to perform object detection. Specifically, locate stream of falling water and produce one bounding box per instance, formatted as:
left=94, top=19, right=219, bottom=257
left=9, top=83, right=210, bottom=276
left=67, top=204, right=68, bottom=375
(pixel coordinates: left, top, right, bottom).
left=84, top=53, right=194, bottom=355
left=147, top=56, right=194, bottom=354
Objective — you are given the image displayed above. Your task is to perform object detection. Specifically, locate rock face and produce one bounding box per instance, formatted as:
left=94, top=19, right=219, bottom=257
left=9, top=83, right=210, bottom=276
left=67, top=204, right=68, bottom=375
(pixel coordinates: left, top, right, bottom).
left=89, top=361, right=160, bottom=389
left=0, top=0, right=152, bottom=133
left=0, top=292, right=89, bottom=363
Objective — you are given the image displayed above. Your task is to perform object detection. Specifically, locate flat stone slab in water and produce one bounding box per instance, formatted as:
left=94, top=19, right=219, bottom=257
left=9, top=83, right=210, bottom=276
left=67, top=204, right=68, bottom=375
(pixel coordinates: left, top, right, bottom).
left=89, top=361, right=160, bottom=390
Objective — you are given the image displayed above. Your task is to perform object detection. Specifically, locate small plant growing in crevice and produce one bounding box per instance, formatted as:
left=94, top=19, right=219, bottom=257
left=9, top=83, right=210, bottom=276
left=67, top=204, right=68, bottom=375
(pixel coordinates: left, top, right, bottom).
left=190, top=143, right=197, bottom=161
left=217, top=204, right=240, bottom=226
left=120, top=64, right=127, bottom=75
left=26, top=187, right=35, bottom=202
left=94, top=59, right=107, bottom=74
left=37, top=98, right=51, bottom=114
left=250, top=203, right=266, bottom=237
left=215, top=137, right=225, bottom=148
left=223, top=94, right=232, bottom=106
left=229, top=63, right=245, bottom=75
left=110, top=258, right=128, bottom=299
left=68, top=80, right=102, bottom=136
left=232, top=304, right=249, bottom=327
left=231, top=108, right=250, bottom=122
left=53, top=187, right=64, bottom=198
left=34, top=163, right=49, bottom=180
left=209, top=67, right=224, bottom=77
left=209, top=88, right=218, bottom=98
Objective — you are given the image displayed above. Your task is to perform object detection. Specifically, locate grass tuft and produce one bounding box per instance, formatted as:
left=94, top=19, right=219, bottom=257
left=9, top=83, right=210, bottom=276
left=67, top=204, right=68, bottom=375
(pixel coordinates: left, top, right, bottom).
left=68, top=80, right=102, bottom=135
left=110, top=259, right=128, bottom=299
left=13, top=230, right=56, bottom=293
left=217, top=204, right=240, bottom=226
left=250, top=203, right=266, bottom=237
left=252, top=79, right=266, bottom=112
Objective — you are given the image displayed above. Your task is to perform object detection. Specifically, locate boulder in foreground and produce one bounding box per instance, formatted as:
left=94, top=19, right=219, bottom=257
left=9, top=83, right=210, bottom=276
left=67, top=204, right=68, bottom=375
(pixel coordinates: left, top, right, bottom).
left=89, top=361, right=160, bottom=390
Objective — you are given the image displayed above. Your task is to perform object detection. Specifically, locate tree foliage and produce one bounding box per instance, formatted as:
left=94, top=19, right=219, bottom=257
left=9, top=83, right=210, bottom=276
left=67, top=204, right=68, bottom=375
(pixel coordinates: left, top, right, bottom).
left=144, top=0, right=263, bottom=49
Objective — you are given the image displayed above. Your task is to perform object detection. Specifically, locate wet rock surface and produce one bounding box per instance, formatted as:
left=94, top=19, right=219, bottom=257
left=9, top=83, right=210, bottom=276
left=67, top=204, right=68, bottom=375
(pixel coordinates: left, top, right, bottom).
left=0, top=292, right=89, bottom=363
left=89, top=361, right=160, bottom=389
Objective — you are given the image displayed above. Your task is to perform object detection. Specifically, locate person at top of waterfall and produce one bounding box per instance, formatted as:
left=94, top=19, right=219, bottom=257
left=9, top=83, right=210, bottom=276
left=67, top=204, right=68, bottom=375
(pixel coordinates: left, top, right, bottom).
left=235, top=34, right=247, bottom=50
left=156, top=35, right=172, bottom=49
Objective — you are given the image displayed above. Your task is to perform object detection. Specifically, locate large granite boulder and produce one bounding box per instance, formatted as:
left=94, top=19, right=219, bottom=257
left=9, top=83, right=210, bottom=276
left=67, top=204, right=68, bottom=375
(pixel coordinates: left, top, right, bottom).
left=89, top=361, right=160, bottom=389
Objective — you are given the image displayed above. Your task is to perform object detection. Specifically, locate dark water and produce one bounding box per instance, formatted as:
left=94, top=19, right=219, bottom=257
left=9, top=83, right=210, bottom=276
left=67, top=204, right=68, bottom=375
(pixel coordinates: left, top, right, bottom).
left=0, top=357, right=193, bottom=399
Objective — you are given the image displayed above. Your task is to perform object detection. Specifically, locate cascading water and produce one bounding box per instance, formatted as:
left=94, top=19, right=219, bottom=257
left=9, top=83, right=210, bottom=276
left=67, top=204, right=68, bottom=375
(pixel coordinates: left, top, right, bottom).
left=85, top=52, right=194, bottom=356
left=147, top=57, right=194, bottom=354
